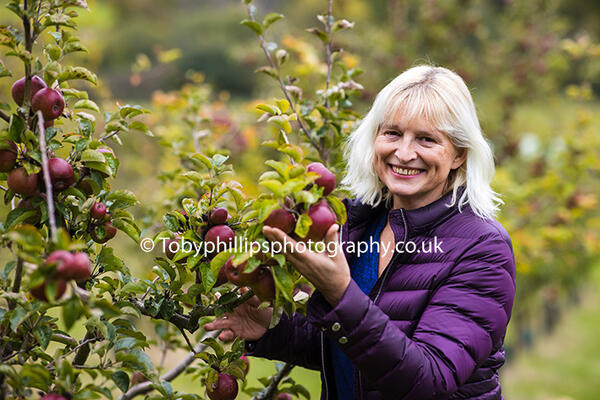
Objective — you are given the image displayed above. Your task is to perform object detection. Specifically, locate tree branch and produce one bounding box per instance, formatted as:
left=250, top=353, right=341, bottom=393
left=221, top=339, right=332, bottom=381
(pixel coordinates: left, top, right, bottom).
left=0, top=110, right=9, bottom=123
left=36, top=111, right=57, bottom=243
left=247, top=5, right=323, bottom=159
left=118, top=330, right=220, bottom=400
left=252, top=363, right=295, bottom=400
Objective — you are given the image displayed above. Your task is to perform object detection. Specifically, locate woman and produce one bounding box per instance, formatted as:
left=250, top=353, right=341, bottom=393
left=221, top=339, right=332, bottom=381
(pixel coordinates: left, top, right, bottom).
left=205, top=65, right=516, bottom=400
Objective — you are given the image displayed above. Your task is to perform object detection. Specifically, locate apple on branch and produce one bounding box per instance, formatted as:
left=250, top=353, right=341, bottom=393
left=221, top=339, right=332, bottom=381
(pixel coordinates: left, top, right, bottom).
left=11, top=75, right=47, bottom=106
left=206, top=373, right=238, bottom=400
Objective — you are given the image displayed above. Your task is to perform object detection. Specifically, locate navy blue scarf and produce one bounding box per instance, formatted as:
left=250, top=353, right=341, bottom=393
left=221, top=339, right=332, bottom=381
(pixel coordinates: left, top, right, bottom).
left=329, top=209, right=388, bottom=399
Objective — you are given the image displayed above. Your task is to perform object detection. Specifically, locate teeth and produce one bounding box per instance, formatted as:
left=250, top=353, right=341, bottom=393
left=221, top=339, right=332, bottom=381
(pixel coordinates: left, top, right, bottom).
left=391, top=166, right=422, bottom=175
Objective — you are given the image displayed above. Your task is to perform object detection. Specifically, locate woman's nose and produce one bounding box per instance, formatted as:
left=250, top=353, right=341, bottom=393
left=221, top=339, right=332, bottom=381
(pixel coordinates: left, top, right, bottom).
left=394, top=136, right=417, bottom=163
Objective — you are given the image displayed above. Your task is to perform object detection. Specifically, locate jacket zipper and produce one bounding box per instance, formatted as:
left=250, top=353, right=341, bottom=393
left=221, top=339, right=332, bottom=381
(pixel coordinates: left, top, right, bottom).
left=357, top=209, right=408, bottom=400
left=320, top=331, right=329, bottom=400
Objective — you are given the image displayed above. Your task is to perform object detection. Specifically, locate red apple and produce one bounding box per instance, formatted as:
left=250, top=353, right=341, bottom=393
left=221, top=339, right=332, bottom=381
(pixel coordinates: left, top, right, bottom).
left=7, top=167, right=39, bottom=196
left=58, top=252, right=91, bottom=281
left=0, top=139, right=18, bottom=172
left=91, top=220, right=117, bottom=243
left=250, top=267, right=275, bottom=302
left=32, top=88, right=65, bottom=121
left=45, top=250, right=73, bottom=270
left=307, top=162, right=336, bottom=196
left=90, top=202, right=107, bottom=220
left=40, top=394, right=68, bottom=400
left=209, top=207, right=229, bottom=225
left=224, top=256, right=260, bottom=286
left=264, top=208, right=296, bottom=234
left=11, top=75, right=47, bottom=106
left=206, top=373, right=238, bottom=400
left=204, top=225, right=235, bottom=253
left=48, top=158, right=74, bottom=191
left=30, top=278, right=67, bottom=302
left=304, top=200, right=336, bottom=242
left=276, top=394, right=293, bottom=400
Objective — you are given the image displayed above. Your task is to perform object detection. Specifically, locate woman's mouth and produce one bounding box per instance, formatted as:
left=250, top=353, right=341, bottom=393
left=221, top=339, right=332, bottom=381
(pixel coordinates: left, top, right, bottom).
left=389, top=164, right=425, bottom=178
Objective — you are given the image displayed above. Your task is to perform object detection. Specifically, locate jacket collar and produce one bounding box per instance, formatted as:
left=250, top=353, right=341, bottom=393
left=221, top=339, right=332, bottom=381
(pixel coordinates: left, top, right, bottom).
left=346, top=186, right=466, bottom=235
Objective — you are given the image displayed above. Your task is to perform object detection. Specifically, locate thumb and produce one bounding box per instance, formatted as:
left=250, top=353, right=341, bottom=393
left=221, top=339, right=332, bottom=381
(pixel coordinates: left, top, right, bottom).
left=324, top=224, right=341, bottom=257
left=325, top=224, right=339, bottom=243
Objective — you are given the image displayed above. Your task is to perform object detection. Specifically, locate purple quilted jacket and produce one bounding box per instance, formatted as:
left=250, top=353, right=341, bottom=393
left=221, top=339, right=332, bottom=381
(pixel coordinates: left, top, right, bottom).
left=246, top=189, right=516, bottom=399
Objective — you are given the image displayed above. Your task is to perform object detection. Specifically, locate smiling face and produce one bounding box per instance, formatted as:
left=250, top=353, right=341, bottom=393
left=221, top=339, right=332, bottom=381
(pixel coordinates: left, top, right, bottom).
left=373, top=107, right=466, bottom=210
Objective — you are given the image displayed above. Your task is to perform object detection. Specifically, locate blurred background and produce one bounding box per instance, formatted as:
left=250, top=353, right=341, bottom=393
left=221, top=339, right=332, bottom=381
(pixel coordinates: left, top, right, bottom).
left=1, top=0, right=599, bottom=399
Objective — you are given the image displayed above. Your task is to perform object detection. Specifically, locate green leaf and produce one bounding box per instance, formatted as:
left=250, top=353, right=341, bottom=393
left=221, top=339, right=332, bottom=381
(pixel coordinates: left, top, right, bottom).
left=9, top=306, right=27, bottom=332
left=73, top=99, right=100, bottom=113
left=106, top=190, right=139, bottom=209
left=211, top=251, right=233, bottom=277
left=0, top=60, right=11, bottom=77
left=85, top=161, right=112, bottom=176
left=58, top=66, right=97, bottom=85
left=119, top=104, right=150, bottom=118
left=202, top=337, right=224, bottom=358
left=265, top=160, right=289, bottom=178
left=254, top=66, right=278, bottom=79
left=240, top=19, right=263, bottom=35
left=295, top=214, right=312, bottom=238
left=129, top=120, right=153, bottom=136
left=268, top=115, right=292, bottom=134
left=263, top=13, right=284, bottom=29
left=275, top=99, right=290, bottom=113
left=272, top=265, right=293, bottom=301
left=278, top=144, right=303, bottom=163
left=5, top=208, right=37, bottom=230
left=63, top=296, right=84, bottom=331
left=256, top=103, right=280, bottom=115
left=326, top=195, right=347, bottom=225
left=80, top=149, right=106, bottom=163
left=33, top=325, right=53, bottom=350
left=112, top=218, right=141, bottom=243
left=306, top=28, right=330, bottom=44
left=111, top=370, right=129, bottom=393
left=8, top=114, right=25, bottom=142
left=212, top=154, right=229, bottom=167
left=191, top=153, right=212, bottom=170
left=260, top=179, right=284, bottom=197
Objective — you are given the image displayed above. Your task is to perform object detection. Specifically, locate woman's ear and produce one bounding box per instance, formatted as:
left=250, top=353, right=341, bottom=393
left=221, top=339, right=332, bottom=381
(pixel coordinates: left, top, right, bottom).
left=452, top=148, right=467, bottom=170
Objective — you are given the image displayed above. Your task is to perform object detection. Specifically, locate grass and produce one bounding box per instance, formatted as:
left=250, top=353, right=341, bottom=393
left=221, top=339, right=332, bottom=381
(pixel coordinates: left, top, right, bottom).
left=500, top=263, right=600, bottom=400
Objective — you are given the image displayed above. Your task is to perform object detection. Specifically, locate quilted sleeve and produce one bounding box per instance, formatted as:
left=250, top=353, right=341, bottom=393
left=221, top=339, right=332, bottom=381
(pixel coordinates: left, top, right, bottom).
left=244, top=311, right=322, bottom=370
left=307, top=231, right=516, bottom=399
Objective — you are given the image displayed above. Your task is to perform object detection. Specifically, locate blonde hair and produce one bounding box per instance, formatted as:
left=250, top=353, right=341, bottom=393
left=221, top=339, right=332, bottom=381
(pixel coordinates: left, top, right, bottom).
left=341, top=64, right=502, bottom=219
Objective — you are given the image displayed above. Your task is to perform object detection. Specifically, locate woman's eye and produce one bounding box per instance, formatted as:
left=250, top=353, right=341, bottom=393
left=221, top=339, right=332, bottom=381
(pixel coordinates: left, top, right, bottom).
left=384, top=130, right=400, bottom=136
left=419, top=136, right=435, bottom=143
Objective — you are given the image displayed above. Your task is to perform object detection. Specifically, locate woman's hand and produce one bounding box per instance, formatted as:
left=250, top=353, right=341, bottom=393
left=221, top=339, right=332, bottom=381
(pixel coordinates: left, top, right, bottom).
left=262, top=223, right=351, bottom=307
left=204, top=290, right=273, bottom=342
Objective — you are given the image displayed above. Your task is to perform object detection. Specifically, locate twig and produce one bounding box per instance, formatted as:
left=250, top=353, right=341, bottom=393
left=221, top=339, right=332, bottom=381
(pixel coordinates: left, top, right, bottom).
left=47, top=334, right=99, bottom=369
left=320, top=0, right=334, bottom=161
left=252, top=363, right=295, bottom=400
left=178, top=327, right=196, bottom=354
left=247, top=5, right=323, bottom=159
left=0, top=110, right=9, bottom=123
left=99, top=129, right=121, bottom=143
left=118, top=331, right=220, bottom=400
left=36, top=111, right=57, bottom=243
left=0, top=185, right=7, bottom=192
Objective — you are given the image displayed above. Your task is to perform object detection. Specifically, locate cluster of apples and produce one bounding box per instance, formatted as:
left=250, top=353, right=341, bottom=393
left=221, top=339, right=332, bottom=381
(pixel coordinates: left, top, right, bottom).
left=89, top=201, right=117, bottom=244
left=30, top=250, right=91, bottom=302
left=12, top=75, right=65, bottom=126
left=264, top=162, right=337, bottom=241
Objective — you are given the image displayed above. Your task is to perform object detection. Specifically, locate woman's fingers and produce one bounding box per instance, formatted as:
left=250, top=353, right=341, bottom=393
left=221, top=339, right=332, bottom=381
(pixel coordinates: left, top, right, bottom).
left=219, top=329, right=236, bottom=342
left=204, top=315, right=232, bottom=331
